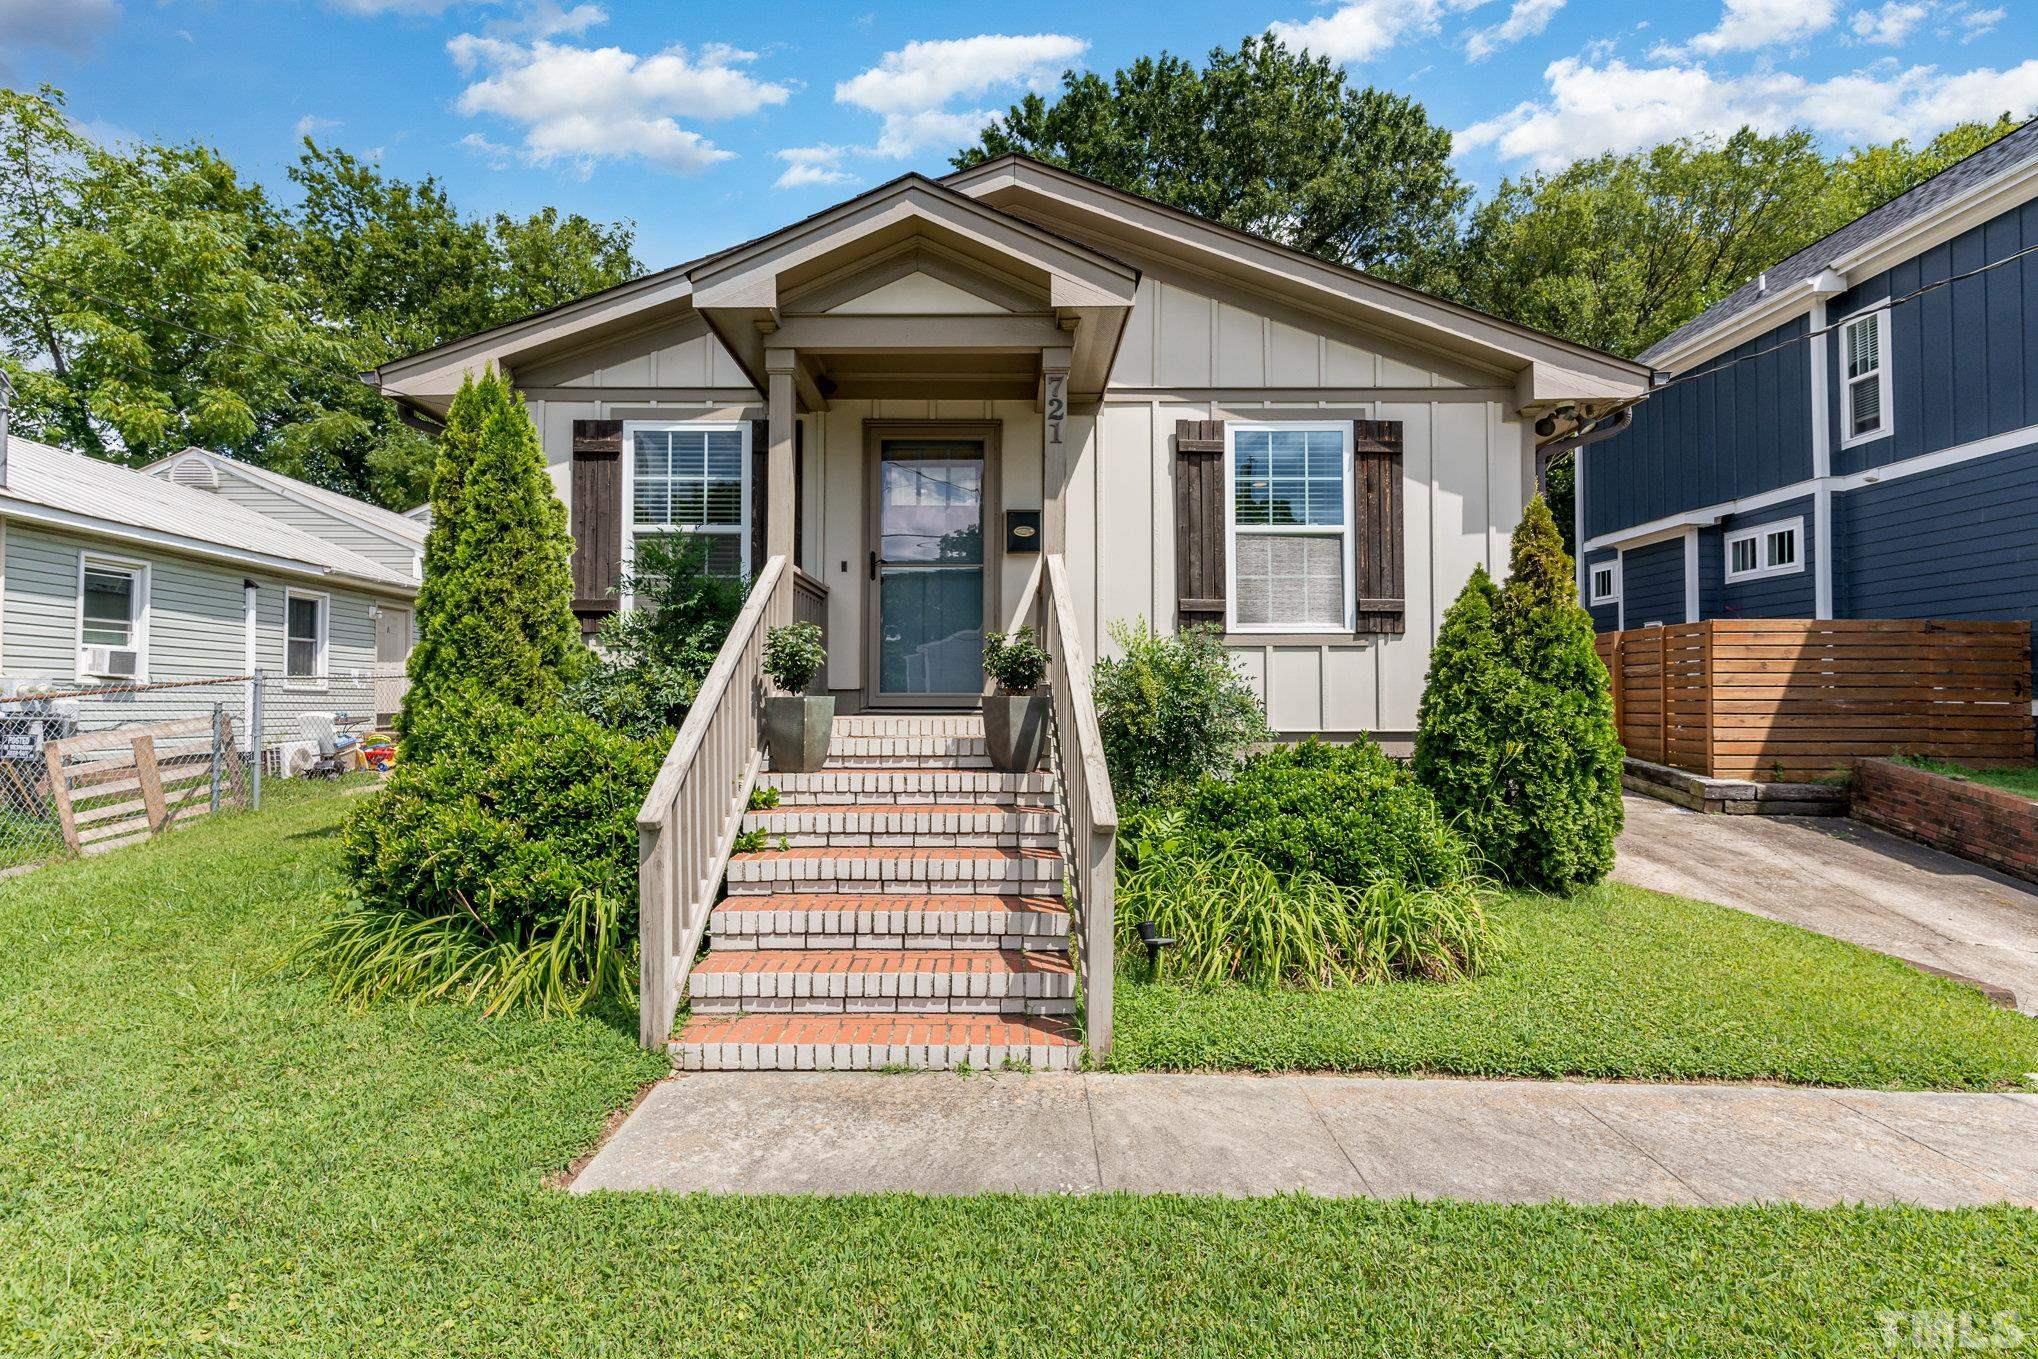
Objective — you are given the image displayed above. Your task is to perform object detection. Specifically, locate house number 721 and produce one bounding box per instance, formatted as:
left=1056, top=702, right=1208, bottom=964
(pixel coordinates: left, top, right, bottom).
left=1045, top=372, right=1067, bottom=446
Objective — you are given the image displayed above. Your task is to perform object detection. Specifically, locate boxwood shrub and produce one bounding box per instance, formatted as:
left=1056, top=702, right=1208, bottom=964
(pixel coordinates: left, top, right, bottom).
left=1178, top=737, right=1476, bottom=890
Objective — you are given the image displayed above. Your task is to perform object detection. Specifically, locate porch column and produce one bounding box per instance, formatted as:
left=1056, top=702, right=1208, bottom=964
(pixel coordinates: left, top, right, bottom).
left=764, top=349, right=797, bottom=566
left=1040, top=351, right=1071, bottom=554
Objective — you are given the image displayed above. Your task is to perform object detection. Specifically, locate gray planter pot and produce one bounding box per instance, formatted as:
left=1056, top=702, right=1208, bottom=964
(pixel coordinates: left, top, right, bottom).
left=983, top=693, right=1050, bottom=772
left=765, top=695, right=835, bottom=773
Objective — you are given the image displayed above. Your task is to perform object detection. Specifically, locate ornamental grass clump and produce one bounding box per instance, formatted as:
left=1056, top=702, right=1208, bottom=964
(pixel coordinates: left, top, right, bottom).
left=1118, top=809, right=1489, bottom=988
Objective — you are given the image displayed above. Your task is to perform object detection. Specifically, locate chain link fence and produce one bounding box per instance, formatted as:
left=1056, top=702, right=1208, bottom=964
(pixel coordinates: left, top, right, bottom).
left=0, top=668, right=402, bottom=873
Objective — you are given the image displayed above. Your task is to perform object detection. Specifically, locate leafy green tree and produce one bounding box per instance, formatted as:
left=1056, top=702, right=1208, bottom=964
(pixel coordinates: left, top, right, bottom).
left=956, top=34, right=1468, bottom=289
left=401, top=369, right=581, bottom=750
left=0, top=86, right=348, bottom=466
left=1457, top=128, right=1833, bottom=358
left=1415, top=499, right=1622, bottom=893
left=1457, top=119, right=2023, bottom=358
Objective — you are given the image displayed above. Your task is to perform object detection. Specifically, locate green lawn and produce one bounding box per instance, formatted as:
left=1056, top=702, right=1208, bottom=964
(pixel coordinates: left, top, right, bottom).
left=1896, top=754, right=2038, bottom=801
left=1111, top=884, right=2038, bottom=1089
left=4, top=783, right=2038, bottom=1356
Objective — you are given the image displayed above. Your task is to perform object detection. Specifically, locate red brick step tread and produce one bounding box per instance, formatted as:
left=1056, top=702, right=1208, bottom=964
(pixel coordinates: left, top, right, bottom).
left=728, top=846, right=1061, bottom=863
left=711, top=893, right=1068, bottom=917
left=677, top=1012, right=1079, bottom=1055
left=692, top=948, right=1074, bottom=979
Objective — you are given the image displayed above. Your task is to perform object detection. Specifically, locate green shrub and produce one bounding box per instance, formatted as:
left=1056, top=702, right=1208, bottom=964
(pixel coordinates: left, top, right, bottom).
left=336, top=700, right=661, bottom=949
left=402, top=369, right=583, bottom=755
left=1413, top=497, right=1623, bottom=893
left=983, top=626, right=1050, bottom=693
left=1118, top=808, right=1489, bottom=988
left=1093, top=618, right=1271, bottom=805
left=763, top=622, right=825, bottom=693
left=563, top=534, right=743, bottom=739
left=1179, top=737, right=1476, bottom=890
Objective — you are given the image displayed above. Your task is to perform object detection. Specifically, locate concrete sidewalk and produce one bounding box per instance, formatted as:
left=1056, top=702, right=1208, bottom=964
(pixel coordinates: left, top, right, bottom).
left=570, top=1072, right=2038, bottom=1206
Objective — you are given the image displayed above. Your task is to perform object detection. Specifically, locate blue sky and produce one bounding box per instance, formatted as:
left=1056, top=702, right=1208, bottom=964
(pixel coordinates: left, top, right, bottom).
left=7, top=0, right=2038, bottom=266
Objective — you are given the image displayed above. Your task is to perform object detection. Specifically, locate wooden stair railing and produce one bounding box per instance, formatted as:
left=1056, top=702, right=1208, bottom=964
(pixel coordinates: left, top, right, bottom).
left=1040, top=554, right=1119, bottom=1060
left=638, top=555, right=795, bottom=1048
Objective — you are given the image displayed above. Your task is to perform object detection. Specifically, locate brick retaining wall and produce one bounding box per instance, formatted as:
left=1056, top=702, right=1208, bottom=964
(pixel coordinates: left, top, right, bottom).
left=1851, top=758, right=2038, bottom=885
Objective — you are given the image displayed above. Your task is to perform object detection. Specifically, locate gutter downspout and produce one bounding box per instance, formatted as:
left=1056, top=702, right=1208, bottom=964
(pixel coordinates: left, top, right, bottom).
left=0, top=367, right=12, bottom=492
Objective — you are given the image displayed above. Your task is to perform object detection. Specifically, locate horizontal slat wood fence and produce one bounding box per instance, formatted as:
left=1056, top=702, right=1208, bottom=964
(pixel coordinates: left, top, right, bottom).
left=1595, top=619, right=2033, bottom=781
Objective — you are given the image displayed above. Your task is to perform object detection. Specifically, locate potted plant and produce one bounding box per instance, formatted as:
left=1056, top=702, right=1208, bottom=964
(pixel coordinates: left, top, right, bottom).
left=981, top=627, right=1051, bottom=772
left=762, top=622, right=831, bottom=773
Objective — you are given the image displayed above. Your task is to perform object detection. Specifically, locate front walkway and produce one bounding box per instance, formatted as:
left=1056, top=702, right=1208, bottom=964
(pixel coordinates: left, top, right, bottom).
left=570, top=1072, right=2038, bottom=1206
left=1615, top=793, right=2038, bottom=1014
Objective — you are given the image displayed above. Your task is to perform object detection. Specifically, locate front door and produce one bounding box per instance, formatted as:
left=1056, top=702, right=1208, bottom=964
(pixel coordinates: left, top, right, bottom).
left=374, top=606, right=412, bottom=722
left=869, top=438, right=987, bottom=705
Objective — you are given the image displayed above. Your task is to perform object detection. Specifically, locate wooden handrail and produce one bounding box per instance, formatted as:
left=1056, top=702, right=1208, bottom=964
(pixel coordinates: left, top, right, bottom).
left=791, top=565, right=830, bottom=640
left=637, top=556, right=792, bottom=1047
left=1041, top=554, right=1117, bottom=1059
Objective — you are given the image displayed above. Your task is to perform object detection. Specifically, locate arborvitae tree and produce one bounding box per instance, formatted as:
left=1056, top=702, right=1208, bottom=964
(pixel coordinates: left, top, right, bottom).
left=401, top=369, right=581, bottom=751
left=1411, top=566, right=1519, bottom=871
left=1413, top=496, right=1623, bottom=893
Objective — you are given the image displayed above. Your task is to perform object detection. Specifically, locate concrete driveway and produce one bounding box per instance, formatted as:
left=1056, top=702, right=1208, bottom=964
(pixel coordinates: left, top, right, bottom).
left=1616, top=794, right=2038, bottom=1014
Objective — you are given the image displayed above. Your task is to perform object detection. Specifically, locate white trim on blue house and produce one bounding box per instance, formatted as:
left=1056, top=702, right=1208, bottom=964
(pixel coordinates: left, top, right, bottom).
left=1808, top=298, right=1835, bottom=619
left=1683, top=528, right=1700, bottom=622
left=1724, top=516, right=1804, bottom=584
left=1837, top=303, right=1894, bottom=451
left=1581, top=417, right=2038, bottom=555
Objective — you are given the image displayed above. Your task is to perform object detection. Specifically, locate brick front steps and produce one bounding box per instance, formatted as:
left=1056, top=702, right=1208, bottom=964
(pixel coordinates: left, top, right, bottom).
left=675, top=1012, right=1081, bottom=1071
left=711, top=894, right=1068, bottom=949
left=676, top=713, right=1073, bottom=1071
left=725, top=846, right=1065, bottom=895
left=740, top=803, right=1058, bottom=848
left=689, top=948, right=1076, bottom=1015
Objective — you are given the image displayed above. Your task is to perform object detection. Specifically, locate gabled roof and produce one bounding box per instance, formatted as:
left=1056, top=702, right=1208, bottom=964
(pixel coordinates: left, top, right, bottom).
left=2, top=437, right=415, bottom=592
left=365, top=154, right=1649, bottom=414
left=146, top=448, right=426, bottom=550
left=1644, top=117, right=2038, bottom=368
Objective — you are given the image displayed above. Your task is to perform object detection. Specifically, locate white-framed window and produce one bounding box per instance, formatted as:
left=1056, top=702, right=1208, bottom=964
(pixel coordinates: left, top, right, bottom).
left=1724, top=516, right=1804, bottom=583
left=285, top=589, right=329, bottom=684
left=1225, top=423, right=1354, bottom=633
left=1589, top=559, right=1621, bottom=606
left=1839, top=305, right=1891, bottom=447
left=622, top=421, right=750, bottom=591
left=77, top=553, right=147, bottom=682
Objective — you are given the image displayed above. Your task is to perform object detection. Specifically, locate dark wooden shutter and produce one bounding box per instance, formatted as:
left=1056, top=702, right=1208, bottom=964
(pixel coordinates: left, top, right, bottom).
left=1174, top=419, right=1226, bottom=629
left=749, top=418, right=805, bottom=577
left=570, top=419, right=623, bottom=633
left=1352, top=418, right=1405, bottom=635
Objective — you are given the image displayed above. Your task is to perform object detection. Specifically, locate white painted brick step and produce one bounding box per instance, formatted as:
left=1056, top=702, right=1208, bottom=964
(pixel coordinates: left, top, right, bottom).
left=674, top=1012, right=1079, bottom=1071
left=762, top=768, right=1053, bottom=806
left=724, top=846, right=1064, bottom=895
left=810, top=734, right=994, bottom=769
left=711, top=893, right=1068, bottom=950
left=831, top=715, right=984, bottom=739
left=741, top=802, right=1057, bottom=848
left=688, top=947, right=1076, bottom=1015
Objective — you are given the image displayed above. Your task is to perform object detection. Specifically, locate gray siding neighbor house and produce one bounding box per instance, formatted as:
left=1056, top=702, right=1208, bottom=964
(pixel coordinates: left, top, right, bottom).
left=146, top=447, right=427, bottom=582
left=0, top=429, right=418, bottom=698
left=1578, top=118, right=2038, bottom=642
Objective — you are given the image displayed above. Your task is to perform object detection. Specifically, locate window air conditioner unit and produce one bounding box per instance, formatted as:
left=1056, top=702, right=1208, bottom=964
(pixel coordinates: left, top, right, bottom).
left=82, top=646, right=139, bottom=679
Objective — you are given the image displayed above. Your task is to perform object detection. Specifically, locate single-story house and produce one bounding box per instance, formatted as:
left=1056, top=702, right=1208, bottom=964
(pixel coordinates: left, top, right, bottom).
left=1576, top=117, right=2038, bottom=638
left=0, top=412, right=419, bottom=705
left=146, top=447, right=427, bottom=584
left=364, top=156, right=1647, bottom=744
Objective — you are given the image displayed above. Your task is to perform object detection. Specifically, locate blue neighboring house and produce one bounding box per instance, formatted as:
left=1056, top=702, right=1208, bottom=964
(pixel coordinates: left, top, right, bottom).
left=1576, top=118, right=2038, bottom=642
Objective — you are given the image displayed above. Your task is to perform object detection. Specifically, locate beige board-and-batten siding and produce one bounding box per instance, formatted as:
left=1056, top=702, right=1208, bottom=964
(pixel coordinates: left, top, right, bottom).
left=1, top=521, right=386, bottom=690
left=515, top=263, right=1537, bottom=735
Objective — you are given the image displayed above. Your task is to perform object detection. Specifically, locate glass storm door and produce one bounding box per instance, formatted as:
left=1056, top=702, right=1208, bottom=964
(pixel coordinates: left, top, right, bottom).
left=873, top=441, right=985, bottom=703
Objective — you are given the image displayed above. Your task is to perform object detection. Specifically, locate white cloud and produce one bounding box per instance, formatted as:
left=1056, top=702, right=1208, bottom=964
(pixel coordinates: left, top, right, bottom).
left=1849, top=1, right=1931, bottom=43
left=294, top=114, right=343, bottom=137
left=448, top=26, right=788, bottom=175
left=496, top=1, right=605, bottom=38
left=1464, top=0, right=1565, bottom=61
left=774, top=145, right=858, bottom=190
left=0, top=0, right=120, bottom=57
left=1664, top=0, right=1838, bottom=57
left=1959, top=5, right=2005, bottom=40
left=325, top=0, right=466, bottom=13
left=1267, top=0, right=1490, bottom=63
left=1458, top=54, right=2038, bottom=171
left=832, top=33, right=1082, bottom=156
left=460, top=131, right=513, bottom=168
